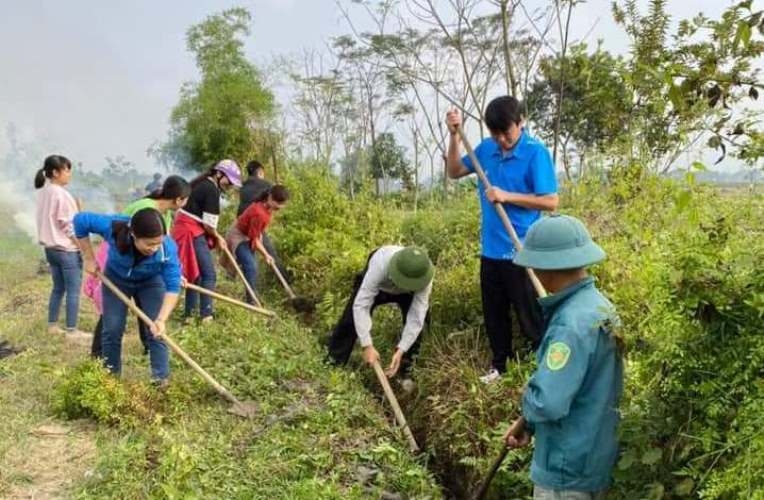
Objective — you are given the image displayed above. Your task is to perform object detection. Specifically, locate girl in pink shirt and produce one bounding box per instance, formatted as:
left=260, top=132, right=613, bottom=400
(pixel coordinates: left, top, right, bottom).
left=35, top=155, right=88, bottom=339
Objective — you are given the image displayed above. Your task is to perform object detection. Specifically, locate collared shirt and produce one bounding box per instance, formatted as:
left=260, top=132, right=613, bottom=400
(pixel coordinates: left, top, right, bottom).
left=522, top=277, right=623, bottom=491
left=352, top=245, right=433, bottom=352
left=462, top=130, right=557, bottom=260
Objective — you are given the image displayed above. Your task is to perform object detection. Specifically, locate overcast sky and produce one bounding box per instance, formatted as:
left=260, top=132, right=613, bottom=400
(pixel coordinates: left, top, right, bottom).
left=0, top=0, right=740, bottom=173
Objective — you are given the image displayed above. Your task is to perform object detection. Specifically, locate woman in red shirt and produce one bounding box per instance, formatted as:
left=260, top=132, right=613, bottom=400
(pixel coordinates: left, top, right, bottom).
left=225, top=185, right=289, bottom=303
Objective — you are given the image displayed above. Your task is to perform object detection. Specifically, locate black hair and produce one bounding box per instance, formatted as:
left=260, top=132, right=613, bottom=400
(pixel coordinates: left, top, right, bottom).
left=253, top=184, right=289, bottom=203
left=147, top=175, right=191, bottom=200
left=484, top=96, right=524, bottom=133
left=246, top=160, right=264, bottom=177
left=189, top=165, right=218, bottom=190
left=112, top=208, right=166, bottom=254
left=34, top=155, right=72, bottom=189
left=269, top=184, right=289, bottom=203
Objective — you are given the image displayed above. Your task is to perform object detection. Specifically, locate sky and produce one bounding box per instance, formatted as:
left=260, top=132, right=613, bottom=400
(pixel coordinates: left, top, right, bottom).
left=0, top=0, right=743, bottom=173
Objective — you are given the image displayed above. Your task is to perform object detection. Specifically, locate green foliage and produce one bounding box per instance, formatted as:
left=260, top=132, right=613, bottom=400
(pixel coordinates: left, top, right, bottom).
left=370, top=132, right=411, bottom=188
left=158, top=7, right=274, bottom=171
left=269, top=160, right=764, bottom=497
left=52, top=360, right=155, bottom=427
left=526, top=43, right=631, bottom=175
left=612, top=0, right=764, bottom=169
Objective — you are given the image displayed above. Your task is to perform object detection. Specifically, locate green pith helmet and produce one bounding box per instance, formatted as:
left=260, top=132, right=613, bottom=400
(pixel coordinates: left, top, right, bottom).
left=388, top=246, right=434, bottom=291
left=513, top=214, right=606, bottom=270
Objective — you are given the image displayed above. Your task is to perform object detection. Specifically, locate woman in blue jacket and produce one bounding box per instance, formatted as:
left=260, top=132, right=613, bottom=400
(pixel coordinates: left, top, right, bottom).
left=74, top=208, right=181, bottom=384
left=505, top=214, right=624, bottom=498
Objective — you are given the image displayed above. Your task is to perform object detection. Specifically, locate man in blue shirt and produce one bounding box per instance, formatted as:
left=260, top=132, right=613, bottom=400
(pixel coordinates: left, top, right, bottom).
left=505, top=214, right=624, bottom=497
left=446, top=96, right=559, bottom=383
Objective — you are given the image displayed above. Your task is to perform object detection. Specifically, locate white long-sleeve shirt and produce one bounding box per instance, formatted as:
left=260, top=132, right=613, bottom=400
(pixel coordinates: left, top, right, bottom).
left=353, top=245, right=433, bottom=352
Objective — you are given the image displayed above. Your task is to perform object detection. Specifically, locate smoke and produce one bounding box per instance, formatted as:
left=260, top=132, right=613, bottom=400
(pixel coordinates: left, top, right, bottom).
left=0, top=180, right=37, bottom=241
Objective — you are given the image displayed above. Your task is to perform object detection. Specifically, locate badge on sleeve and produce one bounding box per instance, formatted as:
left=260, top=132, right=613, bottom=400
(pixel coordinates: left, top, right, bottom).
left=546, top=342, right=571, bottom=371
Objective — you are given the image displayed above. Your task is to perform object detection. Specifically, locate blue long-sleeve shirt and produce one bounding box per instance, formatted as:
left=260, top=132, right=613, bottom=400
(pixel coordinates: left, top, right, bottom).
left=74, top=212, right=182, bottom=293
left=522, top=277, right=623, bottom=491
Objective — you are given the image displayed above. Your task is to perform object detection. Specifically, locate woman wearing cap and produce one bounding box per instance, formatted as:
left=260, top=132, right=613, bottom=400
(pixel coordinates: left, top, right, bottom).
left=326, top=246, right=434, bottom=386
left=74, top=208, right=182, bottom=385
left=171, top=160, right=242, bottom=323
left=503, top=214, right=624, bottom=498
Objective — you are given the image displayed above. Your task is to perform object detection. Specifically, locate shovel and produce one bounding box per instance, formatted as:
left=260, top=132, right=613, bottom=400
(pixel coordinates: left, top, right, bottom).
left=457, top=127, right=548, bottom=494
left=268, top=262, right=315, bottom=313
left=184, top=282, right=276, bottom=318
left=98, top=271, right=258, bottom=418
left=371, top=359, right=420, bottom=453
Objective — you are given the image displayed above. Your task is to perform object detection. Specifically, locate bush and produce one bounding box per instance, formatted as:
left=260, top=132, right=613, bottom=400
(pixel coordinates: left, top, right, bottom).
left=273, top=163, right=764, bottom=497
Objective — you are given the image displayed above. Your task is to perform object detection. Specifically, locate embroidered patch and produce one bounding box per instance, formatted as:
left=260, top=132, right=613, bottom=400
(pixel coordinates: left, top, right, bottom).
left=546, top=342, right=571, bottom=371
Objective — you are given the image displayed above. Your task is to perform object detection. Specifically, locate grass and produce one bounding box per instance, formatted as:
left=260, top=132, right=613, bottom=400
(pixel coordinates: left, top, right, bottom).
left=0, top=225, right=441, bottom=498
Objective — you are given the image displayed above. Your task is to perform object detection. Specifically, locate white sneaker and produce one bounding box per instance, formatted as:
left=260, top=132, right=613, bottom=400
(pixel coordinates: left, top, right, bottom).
left=479, top=368, right=501, bottom=385
left=399, top=378, right=416, bottom=394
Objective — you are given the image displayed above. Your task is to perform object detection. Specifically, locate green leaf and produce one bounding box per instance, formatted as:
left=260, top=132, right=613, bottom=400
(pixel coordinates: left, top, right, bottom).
left=674, top=478, right=695, bottom=496
left=668, top=85, right=683, bottom=110
left=617, top=450, right=636, bottom=470
left=641, top=447, right=663, bottom=465
left=647, top=482, right=665, bottom=500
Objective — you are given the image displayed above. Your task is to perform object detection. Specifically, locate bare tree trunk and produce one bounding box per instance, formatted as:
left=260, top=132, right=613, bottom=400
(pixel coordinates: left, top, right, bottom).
left=552, top=0, right=574, bottom=178
left=499, top=0, right=518, bottom=96
left=413, top=128, right=419, bottom=212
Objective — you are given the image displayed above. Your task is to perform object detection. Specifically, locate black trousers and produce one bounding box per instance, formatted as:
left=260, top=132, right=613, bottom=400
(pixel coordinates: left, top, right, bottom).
left=327, top=272, right=426, bottom=376
left=480, top=257, right=542, bottom=372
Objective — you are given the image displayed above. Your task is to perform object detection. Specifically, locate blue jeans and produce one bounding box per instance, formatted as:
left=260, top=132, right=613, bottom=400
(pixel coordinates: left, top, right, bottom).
left=234, top=242, right=258, bottom=304
left=183, top=235, right=216, bottom=318
left=44, top=248, right=82, bottom=329
left=101, top=271, right=169, bottom=380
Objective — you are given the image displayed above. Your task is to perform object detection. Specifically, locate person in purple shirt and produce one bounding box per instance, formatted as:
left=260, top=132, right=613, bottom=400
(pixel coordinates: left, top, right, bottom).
left=446, top=96, right=559, bottom=384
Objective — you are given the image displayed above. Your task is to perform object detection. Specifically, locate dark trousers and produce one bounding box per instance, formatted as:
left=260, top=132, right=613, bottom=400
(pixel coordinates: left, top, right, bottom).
left=480, top=257, right=542, bottom=373
left=183, top=235, right=216, bottom=318
left=91, top=308, right=150, bottom=358
left=327, top=272, right=426, bottom=376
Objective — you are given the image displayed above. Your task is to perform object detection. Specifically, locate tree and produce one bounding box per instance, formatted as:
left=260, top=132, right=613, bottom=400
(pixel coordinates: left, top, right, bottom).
left=526, top=44, right=631, bottom=178
left=157, top=8, right=274, bottom=171
left=612, top=0, right=764, bottom=172
left=370, top=132, right=410, bottom=195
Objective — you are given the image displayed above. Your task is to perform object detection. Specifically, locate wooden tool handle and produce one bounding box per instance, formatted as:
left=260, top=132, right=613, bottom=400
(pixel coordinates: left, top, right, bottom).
left=184, top=282, right=275, bottom=317
left=269, top=262, right=297, bottom=299
left=372, top=360, right=420, bottom=453
left=219, top=239, right=264, bottom=308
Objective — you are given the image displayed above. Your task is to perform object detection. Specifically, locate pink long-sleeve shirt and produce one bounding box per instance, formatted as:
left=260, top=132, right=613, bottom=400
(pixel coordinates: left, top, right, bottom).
left=35, top=181, right=79, bottom=251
